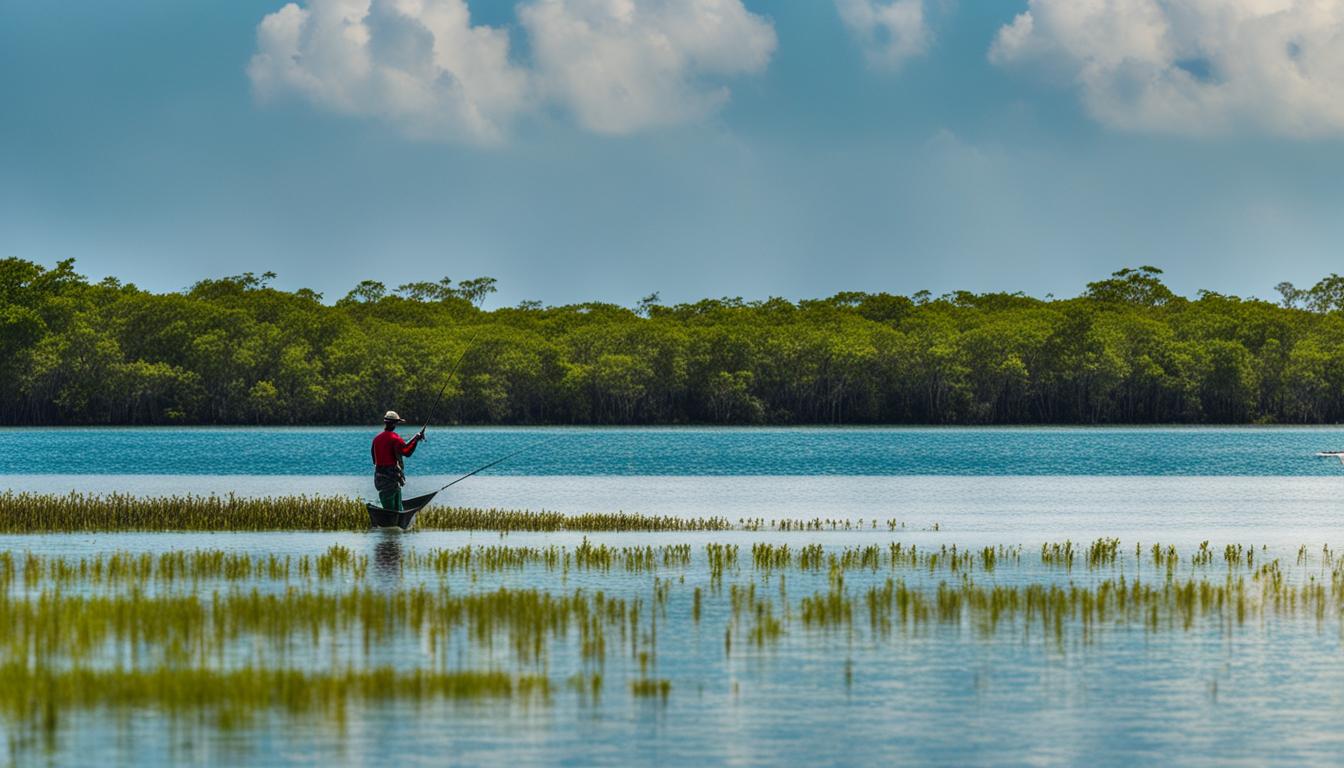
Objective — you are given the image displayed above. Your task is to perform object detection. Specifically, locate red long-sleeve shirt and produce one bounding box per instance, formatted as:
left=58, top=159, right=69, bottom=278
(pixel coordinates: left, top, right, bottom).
left=371, top=429, right=420, bottom=468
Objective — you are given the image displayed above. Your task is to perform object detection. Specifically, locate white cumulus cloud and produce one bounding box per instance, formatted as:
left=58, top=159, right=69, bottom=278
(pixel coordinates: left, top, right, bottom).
left=519, top=0, right=778, bottom=135
left=248, top=0, right=778, bottom=142
left=834, top=0, right=930, bottom=71
left=989, top=0, right=1344, bottom=138
left=248, top=0, right=531, bottom=144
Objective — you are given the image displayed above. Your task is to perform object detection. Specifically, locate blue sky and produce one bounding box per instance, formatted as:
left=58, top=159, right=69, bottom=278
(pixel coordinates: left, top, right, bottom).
left=3, top=0, right=1343, bottom=308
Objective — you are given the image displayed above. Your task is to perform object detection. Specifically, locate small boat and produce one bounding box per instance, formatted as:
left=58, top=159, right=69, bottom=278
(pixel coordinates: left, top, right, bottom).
left=367, top=491, right=439, bottom=530
left=1317, top=451, right=1344, bottom=465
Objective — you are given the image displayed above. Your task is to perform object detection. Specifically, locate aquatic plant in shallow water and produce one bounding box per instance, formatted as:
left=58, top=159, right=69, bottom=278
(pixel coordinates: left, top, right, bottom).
left=630, top=678, right=671, bottom=700
left=0, top=492, right=952, bottom=533
left=5, top=536, right=1344, bottom=759
left=0, top=664, right=549, bottom=733
left=0, top=492, right=735, bottom=532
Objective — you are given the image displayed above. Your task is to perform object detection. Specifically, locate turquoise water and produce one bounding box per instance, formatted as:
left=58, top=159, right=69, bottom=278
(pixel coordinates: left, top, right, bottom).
left=6, top=426, right=1344, bottom=476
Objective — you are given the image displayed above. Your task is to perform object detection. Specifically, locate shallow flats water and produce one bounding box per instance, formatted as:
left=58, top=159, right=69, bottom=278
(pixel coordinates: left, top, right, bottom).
left=6, top=427, right=1344, bottom=765
left=3, top=533, right=1344, bottom=766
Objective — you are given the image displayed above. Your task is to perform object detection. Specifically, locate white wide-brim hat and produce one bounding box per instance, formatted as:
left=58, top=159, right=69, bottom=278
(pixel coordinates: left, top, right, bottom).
left=383, top=410, right=405, bottom=422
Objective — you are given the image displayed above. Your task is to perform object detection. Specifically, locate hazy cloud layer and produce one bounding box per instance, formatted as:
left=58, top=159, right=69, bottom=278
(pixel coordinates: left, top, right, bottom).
left=249, top=0, right=776, bottom=142
left=834, top=0, right=930, bottom=71
left=990, top=0, right=1344, bottom=137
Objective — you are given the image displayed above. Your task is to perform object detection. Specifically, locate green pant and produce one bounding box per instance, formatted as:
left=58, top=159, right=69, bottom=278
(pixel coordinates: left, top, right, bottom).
left=374, top=469, right=403, bottom=511
left=378, top=485, right=403, bottom=512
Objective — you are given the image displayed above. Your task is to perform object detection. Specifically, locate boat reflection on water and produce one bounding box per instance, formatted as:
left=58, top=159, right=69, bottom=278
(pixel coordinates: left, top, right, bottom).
left=372, top=529, right=404, bottom=579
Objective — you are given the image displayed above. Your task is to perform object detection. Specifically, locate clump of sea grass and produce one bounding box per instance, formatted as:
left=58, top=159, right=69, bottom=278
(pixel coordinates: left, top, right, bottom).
left=0, top=492, right=731, bottom=533
left=630, top=678, right=671, bottom=699
left=421, top=506, right=731, bottom=532
left=0, top=664, right=549, bottom=731
left=0, top=492, right=364, bottom=532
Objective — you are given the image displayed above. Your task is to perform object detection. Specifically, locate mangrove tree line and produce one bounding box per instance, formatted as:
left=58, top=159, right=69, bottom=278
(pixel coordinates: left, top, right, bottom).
left=5, top=258, right=1344, bottom=425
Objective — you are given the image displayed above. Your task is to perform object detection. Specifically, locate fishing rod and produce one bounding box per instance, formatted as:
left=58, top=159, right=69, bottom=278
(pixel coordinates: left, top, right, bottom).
left=437, top=437, right=557, bottom=492
left=417, top=329, right=481, bottom=437
left=393, top=330, right=479, bottom=485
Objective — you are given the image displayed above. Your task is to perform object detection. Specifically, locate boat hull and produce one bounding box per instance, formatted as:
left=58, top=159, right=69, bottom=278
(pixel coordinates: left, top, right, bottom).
left=367, top=491, right=438, bottom=530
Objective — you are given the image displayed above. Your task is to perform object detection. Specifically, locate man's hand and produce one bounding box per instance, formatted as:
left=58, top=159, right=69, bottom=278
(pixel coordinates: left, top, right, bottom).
left=416, top=427, right=427, bottom=443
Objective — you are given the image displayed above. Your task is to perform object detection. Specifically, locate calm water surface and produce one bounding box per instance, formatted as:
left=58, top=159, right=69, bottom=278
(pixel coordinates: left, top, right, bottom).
left=6, top=530, right=1343, bottom=767
left=5, top=428, right=1344, bottom=765
left=5, top=425, right=1344, bottom=476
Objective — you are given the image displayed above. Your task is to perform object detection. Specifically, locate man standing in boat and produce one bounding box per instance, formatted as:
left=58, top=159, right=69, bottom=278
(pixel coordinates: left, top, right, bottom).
left=371, top=411, right=425, bottom=511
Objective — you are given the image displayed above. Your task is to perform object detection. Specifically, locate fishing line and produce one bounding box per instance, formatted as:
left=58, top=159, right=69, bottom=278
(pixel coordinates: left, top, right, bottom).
left=437, top=437, right=560, bottom=492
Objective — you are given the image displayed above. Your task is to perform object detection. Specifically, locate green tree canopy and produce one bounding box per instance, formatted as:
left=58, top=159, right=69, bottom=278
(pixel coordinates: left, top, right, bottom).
left=3, top=259, right=1344, bottom=425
